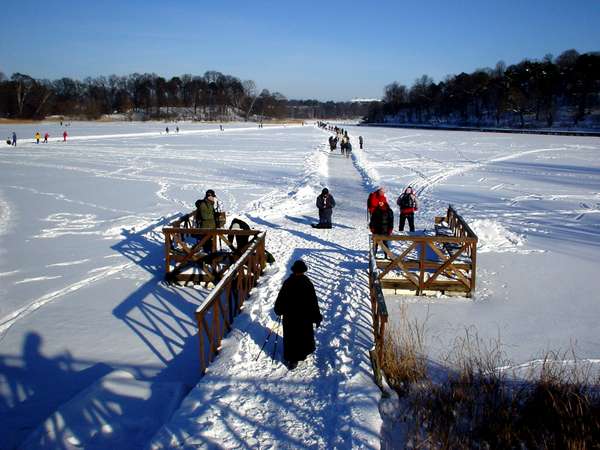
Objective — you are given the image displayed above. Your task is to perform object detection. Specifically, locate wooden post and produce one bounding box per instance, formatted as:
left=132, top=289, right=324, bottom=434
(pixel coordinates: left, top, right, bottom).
left=470, top=241, right=477, bottom=296
left=197, top=312, right=206, bottom=374
left=202, top=315, right=214, bottom=363
left=213, top=299, right=220, bottom=353
left=418, top=241, right=426, bottom=295
left=165, top=232, right=172, bottom=275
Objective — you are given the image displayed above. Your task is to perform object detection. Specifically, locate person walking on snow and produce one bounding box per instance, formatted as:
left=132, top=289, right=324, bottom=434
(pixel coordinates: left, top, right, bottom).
left=35, top=132, right=41, bottom=144
left=165, top=126, right=169, bottom=134
left=63, top=131, right=68, bottom=142
left=397, top=186, right=418, bottom=232
left=340, top=136, right=348, bottom=155
left=313, top=188, right=336, bottom=228
left=359, top=135, right=363, bottom=149
left=43, top=132, right=49, bottom=143
left=345, top=141, right=352, bottom=158
left=274, top=260, right=322, bottom=370
left=11, top=132, right=17, bottom=146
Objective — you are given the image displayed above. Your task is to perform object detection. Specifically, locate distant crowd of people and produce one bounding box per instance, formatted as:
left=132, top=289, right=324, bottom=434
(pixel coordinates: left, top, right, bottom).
left=6, top=130, right=68, bottom=146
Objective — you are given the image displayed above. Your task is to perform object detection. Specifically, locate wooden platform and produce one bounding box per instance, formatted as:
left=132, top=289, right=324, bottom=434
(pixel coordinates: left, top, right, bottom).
left=371, top=205, right=478, bottom=297
left=367, top=205, right=478, bottom=388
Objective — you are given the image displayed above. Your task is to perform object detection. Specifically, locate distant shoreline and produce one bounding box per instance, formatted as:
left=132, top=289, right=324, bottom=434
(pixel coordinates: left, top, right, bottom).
left=0, top=118, right=307, bottom=125
left=359, top=122, right=600, bottom=137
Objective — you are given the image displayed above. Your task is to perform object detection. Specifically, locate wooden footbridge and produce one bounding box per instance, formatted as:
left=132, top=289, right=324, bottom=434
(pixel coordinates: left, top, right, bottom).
left=163, top=210, right=267, bottom=374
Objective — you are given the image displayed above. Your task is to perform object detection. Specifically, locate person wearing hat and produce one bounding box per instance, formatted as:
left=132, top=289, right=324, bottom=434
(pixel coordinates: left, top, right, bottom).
left=274, top=260, right=322, bottom=369
left=313, top=187, right=336, bottom=229
left=195, top=189, right=217, bottom=253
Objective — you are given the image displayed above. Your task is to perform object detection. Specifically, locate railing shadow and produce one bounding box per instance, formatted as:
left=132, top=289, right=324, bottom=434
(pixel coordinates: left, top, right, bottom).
left=284, top=214, right=355, bottom=230
left=110, top=215, right=208, bottom=387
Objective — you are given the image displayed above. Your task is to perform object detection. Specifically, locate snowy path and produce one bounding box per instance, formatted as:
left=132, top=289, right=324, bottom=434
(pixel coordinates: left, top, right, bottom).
left=149, top=139, right=382, bottom=448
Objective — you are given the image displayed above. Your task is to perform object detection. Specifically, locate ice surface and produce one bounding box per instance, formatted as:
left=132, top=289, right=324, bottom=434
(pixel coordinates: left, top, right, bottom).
left=1, top=121, right=599, bottom=448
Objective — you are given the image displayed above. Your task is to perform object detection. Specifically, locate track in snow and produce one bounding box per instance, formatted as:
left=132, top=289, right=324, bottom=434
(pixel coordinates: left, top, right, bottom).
left=149, top=134, right=382, bottom=449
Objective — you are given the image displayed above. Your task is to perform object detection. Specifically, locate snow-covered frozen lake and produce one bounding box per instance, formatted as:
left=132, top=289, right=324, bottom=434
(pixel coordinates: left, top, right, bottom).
left=347, top=124, right=600, bottom=366
left=0, top=121, right=599, bottom=448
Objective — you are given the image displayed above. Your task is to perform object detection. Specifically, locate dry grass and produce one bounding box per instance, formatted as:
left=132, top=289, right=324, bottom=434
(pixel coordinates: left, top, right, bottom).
left=0, top=118, right=44, bottom=124
left=381, top=306, right=427, bottom=396
left=381, top=323, right=600, bottom=449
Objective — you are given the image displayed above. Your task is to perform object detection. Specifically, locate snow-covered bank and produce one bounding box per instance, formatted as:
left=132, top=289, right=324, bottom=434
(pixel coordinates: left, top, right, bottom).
left=361, top=122, right=600, bottom=137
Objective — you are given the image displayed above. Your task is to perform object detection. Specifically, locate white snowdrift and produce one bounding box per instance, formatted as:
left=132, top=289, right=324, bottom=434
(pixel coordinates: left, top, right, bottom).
left=470, top=218, right=527, bottom=253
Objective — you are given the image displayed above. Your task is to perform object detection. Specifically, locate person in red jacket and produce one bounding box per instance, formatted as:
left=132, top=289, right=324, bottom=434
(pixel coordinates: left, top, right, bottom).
left=63, top=130, right=68, bottom=142
left=397, top=186, right=418, bottom=232
left=367, top=186, right=389, bottom=220
left=43, top=132, right=49, bottom=143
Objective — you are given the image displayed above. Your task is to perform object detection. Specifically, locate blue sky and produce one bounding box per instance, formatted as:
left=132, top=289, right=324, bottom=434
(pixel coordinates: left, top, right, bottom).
left=1, top=0, right=599, bottom=101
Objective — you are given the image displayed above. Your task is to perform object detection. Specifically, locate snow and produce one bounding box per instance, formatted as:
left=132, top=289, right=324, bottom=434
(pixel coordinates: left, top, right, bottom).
left=20, top=370, right=185, bottom=450
left=0, top=121, right=599, bottom=448
left=469, top=218, right=527, bottom=253
left=346, top=125, right=600, bottom=366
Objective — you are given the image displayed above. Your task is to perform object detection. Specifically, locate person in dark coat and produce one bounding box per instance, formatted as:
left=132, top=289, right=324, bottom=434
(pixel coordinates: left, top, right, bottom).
left=345, top=141, right=352, bottom=158
left=227, top=218, right=251, bottom=254
left=274, top=260, right=322, bottom=369
left=359, top=135, right=363, bottom=149
left=313, top=188, right=335, bottom=228
left=369, top=202, right=394, bottom=255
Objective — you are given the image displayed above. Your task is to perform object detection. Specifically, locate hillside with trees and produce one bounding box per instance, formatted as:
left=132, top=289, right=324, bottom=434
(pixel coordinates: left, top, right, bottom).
left=366, top=49, right=600, bottom=129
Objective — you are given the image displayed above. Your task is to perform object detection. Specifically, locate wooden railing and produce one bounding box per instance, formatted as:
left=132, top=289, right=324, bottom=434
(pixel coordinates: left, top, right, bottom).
left=372, top=205, right=478, bottom=296
left=195, top=232, right=266, bottom=374
left=368, top=241, right=388, bottom=388
left=163, top=210, right=263, bottom=284
left=162, top=210, right=267, bottom=374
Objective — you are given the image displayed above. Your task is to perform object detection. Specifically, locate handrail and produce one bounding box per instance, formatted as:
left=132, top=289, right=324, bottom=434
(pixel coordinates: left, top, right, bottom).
left=368, top=236, right=388, bottom=388
left=162, top=225, right=262, bottom=283
left=194, top=232, right=266, bottom=374
left=196, top=233, right=265, bottom=316
left=371, top=205, right=478, bottom=296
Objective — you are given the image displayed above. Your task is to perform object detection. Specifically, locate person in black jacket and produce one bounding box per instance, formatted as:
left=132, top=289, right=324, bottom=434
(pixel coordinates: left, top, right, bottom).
left=313, top=188, right=336, bottom=228
left=227, top=218, right=251, bottom=254
left=274, top=260, right=322, bottom=369
left=369, top=202, right=394, bottom=255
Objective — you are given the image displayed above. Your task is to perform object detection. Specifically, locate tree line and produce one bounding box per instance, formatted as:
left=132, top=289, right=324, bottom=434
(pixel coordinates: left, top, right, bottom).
left=366, top=49, right=600, bottom=128
left=0, top=70, right=372, bottom=121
